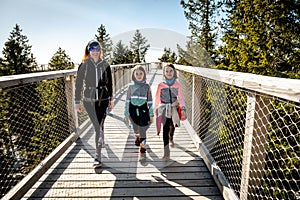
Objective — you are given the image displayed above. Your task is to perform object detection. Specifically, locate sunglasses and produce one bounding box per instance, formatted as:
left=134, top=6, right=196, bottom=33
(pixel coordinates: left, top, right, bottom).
left=89, top=47, right=100, bottom=52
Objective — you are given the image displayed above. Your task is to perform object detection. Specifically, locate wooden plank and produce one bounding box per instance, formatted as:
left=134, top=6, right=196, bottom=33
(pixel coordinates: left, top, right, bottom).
left=24, top=187, right=221, bottom=198
left=29, top=179, right=218, bottom=189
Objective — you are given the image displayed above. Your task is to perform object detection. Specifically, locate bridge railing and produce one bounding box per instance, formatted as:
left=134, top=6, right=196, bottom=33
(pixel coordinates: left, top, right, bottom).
left=175, top=64, right=300, bottom=200
left=0, top=63, right=151, bottom=199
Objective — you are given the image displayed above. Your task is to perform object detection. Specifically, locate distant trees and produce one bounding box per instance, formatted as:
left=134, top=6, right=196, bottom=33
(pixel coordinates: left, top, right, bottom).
left=180, top=0, right=219, bottom=60
left=0, top=25, right=152, bottom=73
left=48, top=47, right=74, bottom=71
left=95, top=24, right=113, bottom=62
left=0, top=24, right=37, bottom=76
left=159, top=48, right=177, bottom=63
left=111, top=29, right=150, bottom=64
left=130, top=29, right=150, bottom=63
left=112, top=40, right=134, bottom=64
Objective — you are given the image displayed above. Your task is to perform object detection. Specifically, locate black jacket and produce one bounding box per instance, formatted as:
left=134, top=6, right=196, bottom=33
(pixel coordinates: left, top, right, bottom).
left=75, top=57, right=113, bottom=103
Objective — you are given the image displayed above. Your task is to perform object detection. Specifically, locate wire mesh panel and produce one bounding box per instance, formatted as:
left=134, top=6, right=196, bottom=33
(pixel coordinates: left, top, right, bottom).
left=178, top=67, right=300, bottom=200
left=0, top=77, right=76, bottom=198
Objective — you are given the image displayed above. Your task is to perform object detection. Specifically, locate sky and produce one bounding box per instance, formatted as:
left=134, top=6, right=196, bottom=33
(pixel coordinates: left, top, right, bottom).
left=0, top=0, right=190, bottom=64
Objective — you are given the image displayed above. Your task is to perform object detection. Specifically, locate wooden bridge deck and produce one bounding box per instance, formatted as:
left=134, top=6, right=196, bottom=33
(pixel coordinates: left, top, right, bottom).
left=22, top=69, right=223, bottom=199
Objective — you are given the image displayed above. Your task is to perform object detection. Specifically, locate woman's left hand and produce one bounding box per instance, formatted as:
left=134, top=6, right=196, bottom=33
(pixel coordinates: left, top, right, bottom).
left=109, top=101, right=114, bottom=110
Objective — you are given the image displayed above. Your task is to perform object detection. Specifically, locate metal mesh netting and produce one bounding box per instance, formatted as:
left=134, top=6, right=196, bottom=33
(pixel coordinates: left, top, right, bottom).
left=0, top=76, right=89, bottom=198
left=178, top=69, right=300, bottom=200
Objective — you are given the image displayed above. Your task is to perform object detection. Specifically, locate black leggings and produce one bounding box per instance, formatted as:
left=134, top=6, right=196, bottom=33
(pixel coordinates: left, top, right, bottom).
left=84, top=100, right=109, bottom=134
left=162, top=117, right=175, bottom=147
left=84, top=100, right=109, bottom=160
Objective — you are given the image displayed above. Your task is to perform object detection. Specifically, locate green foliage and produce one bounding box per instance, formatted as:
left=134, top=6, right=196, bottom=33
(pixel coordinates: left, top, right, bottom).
left=0, top=83, right=39, bottom=197
left=265, top=100, right=300, bottom=199
left=180, top=0, right=219, bottom=59
left=217, top=0, right=300, bottom=78
left=48, top=47, right=74, bottom=71
left=28, top=79, right=70, bottom=171
left=0, top=88, right=14, bottom=196
left=112, top=40, right=134, bottom=64
left=158, top=48, right=177, bottom=63
left=95, top=24, right=113, bottom=62
left=177, top=37, right=216, bottom=68
left=0, top=24, right=37, bottom=75
left=129, top=30, right=150, bottom=63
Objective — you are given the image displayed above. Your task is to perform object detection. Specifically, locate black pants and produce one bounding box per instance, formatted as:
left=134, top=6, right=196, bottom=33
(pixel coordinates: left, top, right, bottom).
left=162, top=117, right=175, bottom=146
left=162, top=117, right=175, bottom=157
left=84, top=99, right=109, bottom=161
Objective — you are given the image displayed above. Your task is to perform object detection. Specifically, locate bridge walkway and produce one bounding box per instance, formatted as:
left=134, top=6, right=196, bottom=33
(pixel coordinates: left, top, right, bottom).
left=22, top=69, right=223, bottom=199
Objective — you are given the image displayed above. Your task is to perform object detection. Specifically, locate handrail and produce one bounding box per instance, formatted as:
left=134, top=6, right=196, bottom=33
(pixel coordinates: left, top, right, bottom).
left=0, top=69, right=77, bottom=88
left=175, top=64, right=300, bottom=103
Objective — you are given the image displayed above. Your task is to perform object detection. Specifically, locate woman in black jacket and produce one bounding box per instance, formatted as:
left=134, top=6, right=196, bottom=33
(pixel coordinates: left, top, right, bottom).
left=75, top=39, right=114, bottom=168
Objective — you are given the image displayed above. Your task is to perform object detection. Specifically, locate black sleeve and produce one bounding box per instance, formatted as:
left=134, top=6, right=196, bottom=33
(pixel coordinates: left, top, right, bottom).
left=75, top=63, right=86, bottom=104
left=106, top=62, right=113, bottom=100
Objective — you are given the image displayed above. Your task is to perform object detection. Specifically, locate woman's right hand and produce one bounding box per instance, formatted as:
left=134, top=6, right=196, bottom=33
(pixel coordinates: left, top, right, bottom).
left=124, top=117, right=129, bottom=123
left=75, top=104, right=82, bottom=112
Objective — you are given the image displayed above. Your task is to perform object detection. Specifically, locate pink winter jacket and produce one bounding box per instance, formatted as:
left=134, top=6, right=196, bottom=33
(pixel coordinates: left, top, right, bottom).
left=154, top=80, right=186, bottom=110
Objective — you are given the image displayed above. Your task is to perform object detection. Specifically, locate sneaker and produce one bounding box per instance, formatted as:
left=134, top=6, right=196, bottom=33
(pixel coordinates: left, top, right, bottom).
left=135, top=136, right=140, bottom=146
left=140, top=153, right=146, bottom=161
left=139, top=147, right=146, bottom=161
left=93, top=159, right=102, bottom=168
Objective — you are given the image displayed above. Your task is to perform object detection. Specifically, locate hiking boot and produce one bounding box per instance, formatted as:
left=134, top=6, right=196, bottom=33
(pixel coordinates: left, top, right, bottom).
left=93, top=159, right=102, bottom=168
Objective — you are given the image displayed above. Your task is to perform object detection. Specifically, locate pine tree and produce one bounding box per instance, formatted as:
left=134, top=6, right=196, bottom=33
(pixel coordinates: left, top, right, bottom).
left=48, top=47, right=74, bottom=71
left=112, top=40, right=134, bottom=64
left=158, top=48, right=177, bottom=63
left=1, top=24, right=37, bottom=75
left=177, top=37, right=215, bottom=68
left=130, top=30, right=150, bottom=63
left=218, top=0, right=300, bottom=78
left=180, top=0, right=220, bottom=60
left=113, top=40, right=127, bottom=62
left=95, top=24, right=113, bottom=62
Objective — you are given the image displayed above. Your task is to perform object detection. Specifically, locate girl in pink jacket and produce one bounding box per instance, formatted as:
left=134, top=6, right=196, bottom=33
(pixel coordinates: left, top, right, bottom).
left=154, top=64, right=187, bottom=160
